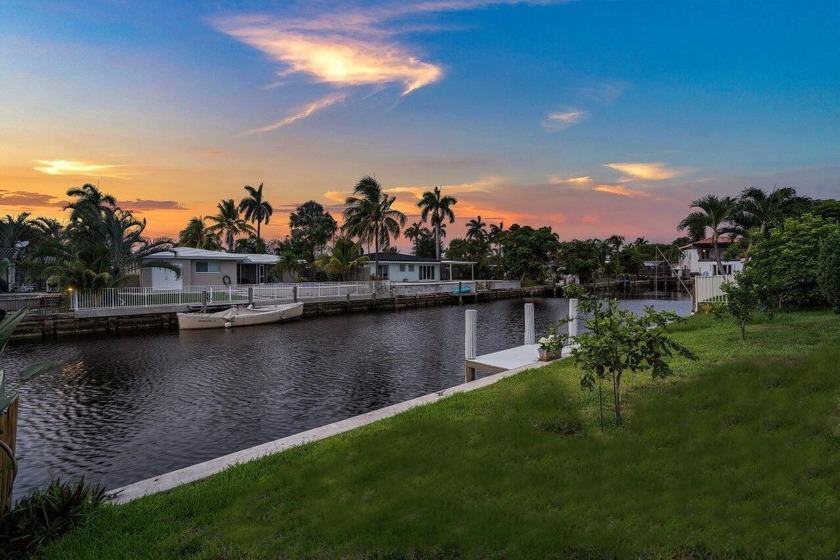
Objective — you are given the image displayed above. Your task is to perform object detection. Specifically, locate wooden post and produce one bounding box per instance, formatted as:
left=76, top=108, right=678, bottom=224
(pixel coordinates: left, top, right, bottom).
left=293, top=285, right=298, bottom=303
left=524, top=302, right=535, bottom=345
left=201, top=289, right=208, bottom=313
left=568, top=297, right=578, bottom=339
left=1, top=397, right=19, bottom=512
left=248, top=286, right=254, bottom=307
left=465, top=309, right=477, bottom=382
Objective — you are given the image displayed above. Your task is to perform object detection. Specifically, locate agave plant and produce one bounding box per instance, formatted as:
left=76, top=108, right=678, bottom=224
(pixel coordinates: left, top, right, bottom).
left=1, top=309, right=60, bottom=511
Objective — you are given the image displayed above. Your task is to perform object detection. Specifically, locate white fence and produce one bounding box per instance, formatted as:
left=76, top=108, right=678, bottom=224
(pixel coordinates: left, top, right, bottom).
left=694, top=274, right=736, bottom=312
left=72, top=282, right=386, bottom=311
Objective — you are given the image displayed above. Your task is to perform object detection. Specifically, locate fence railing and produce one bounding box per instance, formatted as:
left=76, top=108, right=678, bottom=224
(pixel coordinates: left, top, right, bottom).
left=72, top=282, right=388, bottom=311
left=390, top=279, right=521, bottom=297
left=694, top=274, right=736, bottom=312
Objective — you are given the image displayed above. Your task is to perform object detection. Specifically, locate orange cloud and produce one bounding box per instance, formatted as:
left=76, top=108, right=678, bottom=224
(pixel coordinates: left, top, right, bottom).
left=604, top=162, right=687, bottom=181
left=33, top=159, right=127, bottom=179
left=593, top=184, right=650, bottom=197
left=213, top=16, right=443, bottom=95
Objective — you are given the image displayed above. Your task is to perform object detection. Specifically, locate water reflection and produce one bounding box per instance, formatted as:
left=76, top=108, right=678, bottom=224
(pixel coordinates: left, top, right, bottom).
left=6, top=295, right=690, bottom=495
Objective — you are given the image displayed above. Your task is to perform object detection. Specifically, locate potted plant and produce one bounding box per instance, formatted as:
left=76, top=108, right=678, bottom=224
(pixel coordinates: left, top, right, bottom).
left=538, top=319, right=569, bottom=361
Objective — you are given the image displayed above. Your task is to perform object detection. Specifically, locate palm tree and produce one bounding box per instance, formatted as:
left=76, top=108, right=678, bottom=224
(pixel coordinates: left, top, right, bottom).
left=404, top=222, right=429, bottom=255
left=0, top=213, right=33, bottom=247
left=178, top=216, right=220, bottom=250
left=730, top=187, right=809, bottom=240
left=238, top=183, right=273, bottom=250
left=29, top=217, right=63, bottom=242
left=678, top=194, right=736, bottom=274
left=289, top=201, right=338, bottom=261
left=65, top=184, right=116, bottom=223
left=315, top=236, right=371, bottom=280
left=342, top=176, right=407, bottom=279
left=208, top=199, right=253, bottom=252
left=417, top=186, right=457, bottom=261
left=465, top=215, right=487, bottom=242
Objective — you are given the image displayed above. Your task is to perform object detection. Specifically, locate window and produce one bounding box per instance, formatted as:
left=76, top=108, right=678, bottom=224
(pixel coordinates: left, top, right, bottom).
left=408, top=264, right=414, bottom=272
left=195, top=260, right=221, bottom=273
left=377, top=264, right=389, bottom=279
left=700, top=249, right=709, bottom=260
left=419, top=265, right=436, bottom=280
left=399, top=264, right=406, bottom=272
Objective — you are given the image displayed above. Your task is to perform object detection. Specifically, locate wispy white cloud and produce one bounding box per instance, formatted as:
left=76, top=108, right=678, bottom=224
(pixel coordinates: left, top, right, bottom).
left=245, top=93, right=347, bottom=134
left=604, top=162, right=689, bottom=181
left=542, top=109, right=587, bottom=132
left=547, top=174, right=591, bottom=185
left=593, top=184, right=650, bottom=197
left=33, top=159, right=127, bottom=179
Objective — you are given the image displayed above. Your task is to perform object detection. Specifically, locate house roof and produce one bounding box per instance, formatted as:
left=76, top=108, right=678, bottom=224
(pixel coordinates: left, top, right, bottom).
left=679, top=235, right=739, bottom=250
left=0, top=248, right=20, bottom=261
left=364, top=252, right=439, bottom=264
left=145, top=247, right=278, bottom=264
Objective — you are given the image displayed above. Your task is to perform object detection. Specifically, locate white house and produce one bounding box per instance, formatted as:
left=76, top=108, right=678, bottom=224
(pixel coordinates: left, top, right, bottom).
left=141, top=247, right=280, bottom=289
left=361, top=253, right=442, bottom=282
left=678, top=235, right=744, bottom=276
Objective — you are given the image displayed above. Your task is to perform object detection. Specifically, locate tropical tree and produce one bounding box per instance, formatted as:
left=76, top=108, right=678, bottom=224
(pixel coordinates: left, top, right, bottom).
left=417, top=186, right=457, bottom=261
left=65, top=184, right=116, bottom=224
left=208, top=199, right=253, bottom=252
left=465, top=215, right=488, bottom=242
left=238, top=183, right=273, bottom=249
left=315, top=236, right=370, bottom=280
left=0, top=213, right=34, bottom=247
left=29, top=217, right=63, bottom=242
left=727, top=187, right=810, bottom=255
left=677, top=194, right=736, bottom=274
left=342, top=176, right=407, bottom=278
left=178, top=216, right=220, bottom=250
left=289, top=201, right=338, bottom=262
left=404, top=222, right=430, bottom=255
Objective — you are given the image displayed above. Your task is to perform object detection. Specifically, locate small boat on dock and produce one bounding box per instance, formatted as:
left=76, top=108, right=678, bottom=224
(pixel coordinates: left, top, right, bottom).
left=177, top=302, right=304, bottom=330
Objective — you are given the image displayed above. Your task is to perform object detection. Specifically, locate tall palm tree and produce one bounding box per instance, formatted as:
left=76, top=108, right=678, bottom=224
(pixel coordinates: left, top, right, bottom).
left=29, top=217, right=63, bottom=242
left=315, top=236, right=371, bottom=281
left=0, top=213, right=33, bottom=247
left=208, top=199, right=253, bottom=252
left=178, top=216, right=220, bottom=250
left=238, top=183, right=273, bottom=249
left=678, top=194, right=736, bottom=274
left=465, top=215, right=487, bottom=242
left=417, top=186, right=457, bottom=261
left=342, top=176, right=407, bottom=278
left=489, top=221, right=505, bottom=256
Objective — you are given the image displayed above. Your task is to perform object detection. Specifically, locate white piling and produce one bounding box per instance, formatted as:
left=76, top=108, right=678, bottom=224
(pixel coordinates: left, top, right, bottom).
left=524, top=303, right=535, bottom=345
left=568, top=298, right=578, bottom=339
left=465, top=309, right=477, bottom=360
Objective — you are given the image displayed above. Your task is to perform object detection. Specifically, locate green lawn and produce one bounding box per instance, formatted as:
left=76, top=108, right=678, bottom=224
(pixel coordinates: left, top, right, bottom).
left=46, top=312, right=840, bottom=558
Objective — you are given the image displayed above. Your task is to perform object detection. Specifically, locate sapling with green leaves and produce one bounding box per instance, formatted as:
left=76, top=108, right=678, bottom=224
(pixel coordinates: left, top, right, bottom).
left=721, top=273, right=760, bottom=340
left=569, top=294, right=697, bottom=426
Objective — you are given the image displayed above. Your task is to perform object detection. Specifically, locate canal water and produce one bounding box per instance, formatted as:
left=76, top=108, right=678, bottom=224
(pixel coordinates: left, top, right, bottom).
left=6, top=294, right=690, bottom=496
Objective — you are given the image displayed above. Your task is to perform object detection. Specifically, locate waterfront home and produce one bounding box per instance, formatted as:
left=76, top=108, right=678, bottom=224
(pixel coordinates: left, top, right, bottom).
left=678, top=235, right=743, bottom=276
left=359, top=253, right=442, bottom=282
left=141, top=248, right=281, bottom=288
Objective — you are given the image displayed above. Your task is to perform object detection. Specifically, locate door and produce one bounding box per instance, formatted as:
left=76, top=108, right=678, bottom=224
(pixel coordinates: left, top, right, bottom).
left=151, top=263, right=182, bottom=289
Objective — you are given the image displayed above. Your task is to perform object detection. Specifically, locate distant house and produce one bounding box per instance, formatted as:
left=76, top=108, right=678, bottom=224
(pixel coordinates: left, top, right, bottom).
left=359, top=253, right=442, bottom=282
left=678, top=235, right=743, bottom=276
left=142, top=248, right=280, bottom=289
left=640, top=260, right=672, bottom=278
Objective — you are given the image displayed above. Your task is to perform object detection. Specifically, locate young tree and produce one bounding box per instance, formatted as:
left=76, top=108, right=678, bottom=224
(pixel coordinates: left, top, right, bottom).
left=721, top=273, right=760, bottom=340
left=569, top=293, right=697, bottom=426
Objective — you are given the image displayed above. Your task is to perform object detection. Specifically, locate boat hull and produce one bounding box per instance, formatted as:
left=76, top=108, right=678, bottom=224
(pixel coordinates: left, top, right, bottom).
left=177, top=302, right=304, bottom=330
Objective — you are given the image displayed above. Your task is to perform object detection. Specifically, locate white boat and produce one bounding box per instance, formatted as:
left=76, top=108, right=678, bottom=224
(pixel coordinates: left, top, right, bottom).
left=177, top=302, right=304, bottom=330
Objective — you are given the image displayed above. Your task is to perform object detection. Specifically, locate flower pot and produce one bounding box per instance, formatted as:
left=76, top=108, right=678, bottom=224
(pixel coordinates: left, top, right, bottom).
left=538, top=348, right=561, bottom=361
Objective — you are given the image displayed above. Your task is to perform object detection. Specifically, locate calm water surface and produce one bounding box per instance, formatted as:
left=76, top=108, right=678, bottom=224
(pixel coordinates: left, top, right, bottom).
left=6, top=294, right=690, bottom=495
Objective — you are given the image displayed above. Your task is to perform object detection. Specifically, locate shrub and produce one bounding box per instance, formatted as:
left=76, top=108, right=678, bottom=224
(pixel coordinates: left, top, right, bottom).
left=0, top=478, right=107, bottom=558
left=817, top=229, right=840, bottom=313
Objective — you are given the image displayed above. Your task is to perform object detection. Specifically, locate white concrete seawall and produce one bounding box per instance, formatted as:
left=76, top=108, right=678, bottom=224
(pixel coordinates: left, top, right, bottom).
left=109, top=358, right=554, bottom=504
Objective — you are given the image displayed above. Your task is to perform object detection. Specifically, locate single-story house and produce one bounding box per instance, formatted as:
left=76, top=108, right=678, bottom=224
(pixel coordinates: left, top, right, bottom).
left=142, top=247, right=280, bottom=289
left=678, top=235, right=744, bottom=276
left=358, top=253, right=442, bottom=282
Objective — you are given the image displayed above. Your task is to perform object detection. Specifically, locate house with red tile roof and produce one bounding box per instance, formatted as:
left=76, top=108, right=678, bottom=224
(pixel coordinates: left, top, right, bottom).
left=678, top=235, right=744, bottom=276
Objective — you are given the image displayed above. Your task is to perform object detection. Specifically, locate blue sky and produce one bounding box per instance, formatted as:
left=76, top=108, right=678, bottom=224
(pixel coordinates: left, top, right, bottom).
left=1, top=0, right=838, bottom=242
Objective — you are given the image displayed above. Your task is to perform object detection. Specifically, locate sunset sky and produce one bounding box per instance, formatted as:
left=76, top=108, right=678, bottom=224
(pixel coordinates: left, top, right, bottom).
left=2, top=0, right=839, bottom=246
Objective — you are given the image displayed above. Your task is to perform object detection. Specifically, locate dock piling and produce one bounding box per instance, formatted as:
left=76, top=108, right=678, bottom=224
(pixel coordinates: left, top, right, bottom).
left=524, top=303, right=535, bottom=345
left=465, top=309, right=477, bottom=382
left=568, top=298, right=578, bottom=339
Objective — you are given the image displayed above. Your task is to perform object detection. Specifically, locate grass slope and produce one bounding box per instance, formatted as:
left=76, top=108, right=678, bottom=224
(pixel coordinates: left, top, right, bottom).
left=45, top=312, right=840, bottom=558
